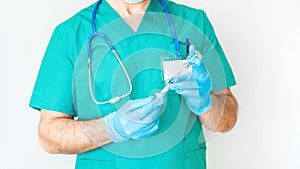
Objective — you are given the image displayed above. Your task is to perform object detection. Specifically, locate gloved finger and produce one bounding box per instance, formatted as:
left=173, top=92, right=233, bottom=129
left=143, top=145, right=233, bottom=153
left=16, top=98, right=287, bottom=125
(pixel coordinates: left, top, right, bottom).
left=187, top=45, right=202, bottom=66
left=126, top=96, right=155, bottom=110
left=122, top=97, right=164, bottom=122
left=116, top=116, right=153, bottom=137
left=170, top=62, right=209, bottom=84
left=130, top=119, right=160, bottom=139
left=136, top=97, right=165, bottom=118
left=118, top=96, right=155, bottom=121
left=114, top=114, right=160, bottom=139
left=140, top=106, right=162, bottom=122
left=186, top=95, right=212, bottom=115
left=191, top=62, right=210, bottom=79
left=188, top=45, right=196, bottom=56
left=169, top=81, right=198, bottom=91
left=177, top=82, right=211, bottom=97
left=168, top=72, right=193, bottom=84
left=119, top=96, right=154, bottom=114
left=193, top=75, right=212, bottom=91
left=187, top=55, right=201, bottom=66
left=176, top=88, right=211, bottom=99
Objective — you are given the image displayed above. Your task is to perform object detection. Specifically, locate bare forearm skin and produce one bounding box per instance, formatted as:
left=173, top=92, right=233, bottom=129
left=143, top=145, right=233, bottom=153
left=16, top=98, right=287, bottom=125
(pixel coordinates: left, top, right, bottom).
left=38, top=110, right=112, bottom=154
left=200, top=89, right=238, bottom=133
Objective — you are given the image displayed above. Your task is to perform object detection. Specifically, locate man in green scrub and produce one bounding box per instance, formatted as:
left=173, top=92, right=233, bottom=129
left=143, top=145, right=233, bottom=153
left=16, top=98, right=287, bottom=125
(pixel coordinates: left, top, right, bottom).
left=30, top=0, right=238, bottom=168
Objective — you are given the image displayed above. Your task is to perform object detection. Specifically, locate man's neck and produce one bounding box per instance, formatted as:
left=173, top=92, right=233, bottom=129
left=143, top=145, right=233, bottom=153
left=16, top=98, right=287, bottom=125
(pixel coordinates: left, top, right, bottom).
left=106, top=0, right=151, bottom=17
left=106, top=0, right=151, bottom=31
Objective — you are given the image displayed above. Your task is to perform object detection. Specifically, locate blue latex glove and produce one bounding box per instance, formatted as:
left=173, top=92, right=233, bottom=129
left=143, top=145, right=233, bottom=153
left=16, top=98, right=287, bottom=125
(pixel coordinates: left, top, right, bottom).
left=103, top=96, right=165, bottom=143
left=169, top=45, right=212, bottom=115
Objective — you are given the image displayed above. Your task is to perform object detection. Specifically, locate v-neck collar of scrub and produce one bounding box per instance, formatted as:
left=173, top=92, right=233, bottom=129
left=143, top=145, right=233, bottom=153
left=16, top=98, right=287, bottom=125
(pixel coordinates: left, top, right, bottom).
left=100, top=0, right=164, bottom=32
left=146, top=0, right=164, bottom=13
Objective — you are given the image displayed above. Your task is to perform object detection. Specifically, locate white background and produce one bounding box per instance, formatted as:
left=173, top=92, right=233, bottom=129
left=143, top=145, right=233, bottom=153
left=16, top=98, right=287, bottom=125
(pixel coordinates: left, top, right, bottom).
left=0, top=0, right=299, bottom=169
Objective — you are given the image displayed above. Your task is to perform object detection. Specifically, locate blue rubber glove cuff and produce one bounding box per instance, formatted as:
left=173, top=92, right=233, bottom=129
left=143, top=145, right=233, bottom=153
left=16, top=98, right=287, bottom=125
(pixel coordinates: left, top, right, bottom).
left=185, top=94, right=212, bottom=115
left=103, top=112, right=130, bottom=143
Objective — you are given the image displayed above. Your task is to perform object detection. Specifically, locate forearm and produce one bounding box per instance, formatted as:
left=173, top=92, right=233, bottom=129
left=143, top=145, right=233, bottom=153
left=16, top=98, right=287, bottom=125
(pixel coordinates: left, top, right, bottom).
left=199, top=91, right=238, bottom=133
left=38, top=112, right=111, bottom=154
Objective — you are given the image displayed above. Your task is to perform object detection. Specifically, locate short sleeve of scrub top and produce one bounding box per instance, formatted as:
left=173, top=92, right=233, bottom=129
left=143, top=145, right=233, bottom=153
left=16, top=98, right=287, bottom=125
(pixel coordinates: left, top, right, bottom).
left=29, top=27, right=76, bottom=116
left=200, top=11, right=237, bottom=91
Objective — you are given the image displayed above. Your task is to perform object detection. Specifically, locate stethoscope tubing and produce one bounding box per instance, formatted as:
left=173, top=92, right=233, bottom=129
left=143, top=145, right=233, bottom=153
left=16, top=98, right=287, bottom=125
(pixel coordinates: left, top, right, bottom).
left=88, top=0, right=180, bottom=105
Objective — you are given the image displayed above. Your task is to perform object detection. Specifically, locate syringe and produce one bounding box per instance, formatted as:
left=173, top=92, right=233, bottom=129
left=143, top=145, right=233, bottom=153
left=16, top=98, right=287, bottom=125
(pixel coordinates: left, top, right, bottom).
left=156, top=49, right=202, bottom=100
left=155, top=71, right=181, bottom=100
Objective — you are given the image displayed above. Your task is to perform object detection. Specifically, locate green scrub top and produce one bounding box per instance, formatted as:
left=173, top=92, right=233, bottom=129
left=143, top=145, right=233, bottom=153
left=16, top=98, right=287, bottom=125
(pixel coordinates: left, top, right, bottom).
left=30, top=0, right=236, bottom=169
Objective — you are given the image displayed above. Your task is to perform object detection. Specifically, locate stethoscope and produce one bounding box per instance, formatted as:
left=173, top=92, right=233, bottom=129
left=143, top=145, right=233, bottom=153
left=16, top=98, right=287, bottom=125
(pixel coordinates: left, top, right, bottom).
left=88, top=0, right=184, bottom=105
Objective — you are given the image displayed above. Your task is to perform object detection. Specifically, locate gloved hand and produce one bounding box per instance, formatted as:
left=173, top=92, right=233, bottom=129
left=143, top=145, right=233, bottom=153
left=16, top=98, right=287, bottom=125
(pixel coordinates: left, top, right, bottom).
left=169, top=45, right=212, bottom=115
left=103, top=96, right=165, bottom=143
